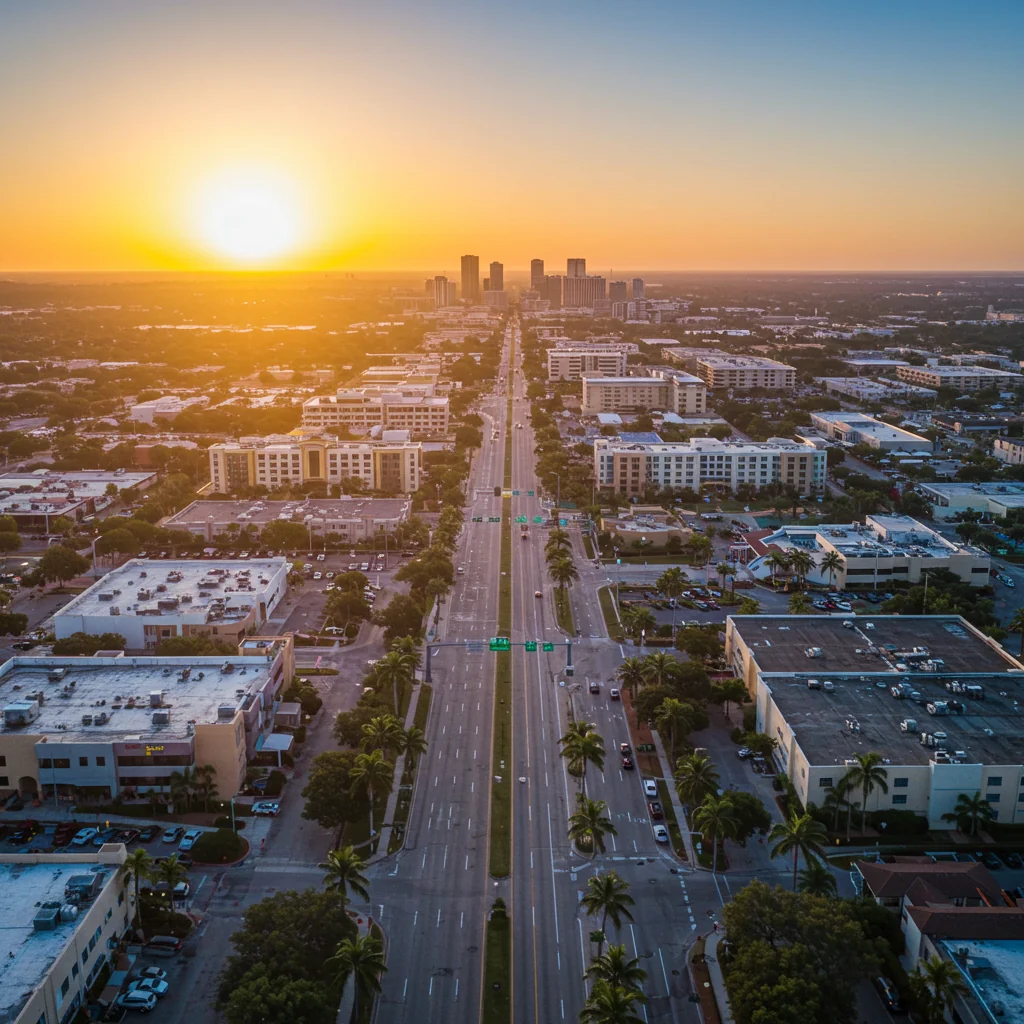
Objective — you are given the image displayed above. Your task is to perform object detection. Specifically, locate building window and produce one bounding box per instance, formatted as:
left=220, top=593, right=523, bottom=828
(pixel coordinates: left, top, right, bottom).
left=986, top=793, right=1000, bottom=803
left=819, top=778, right=833, bottom=788
left=892, top=795, right=908, bottom=805
left=893, top=778, right=908, bottom=788
left=79, top=757, right=89, bottom=768
left=987, top=776, right=1003, bottom=787
left=96, top=757, right=105, bottom=767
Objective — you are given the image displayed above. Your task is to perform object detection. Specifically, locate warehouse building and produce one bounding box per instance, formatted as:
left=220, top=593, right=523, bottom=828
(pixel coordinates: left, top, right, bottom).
left=918, top=482, right=1024, bottom=520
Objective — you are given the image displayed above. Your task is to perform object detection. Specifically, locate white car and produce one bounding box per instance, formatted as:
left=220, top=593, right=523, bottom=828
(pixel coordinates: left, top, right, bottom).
left=117, top=991, right=157, bottom=1013
left=71, top=827, right=99, bottom=846
left=316, top=553, right=326, bottom=562
left=178, top=829, right=202, bottom=852
left=252, top=801, right=280, bottom=816
left=313, top=572, right=322, bottom=580
left=643, top=779, right=659, bottom=798
left=653, top=824, right=670, bottom=844
left=135, top=967, right=167, bottom=982
left=129, top=979, right=169, bottom=999
left=360, top=562, right=370, bottom=571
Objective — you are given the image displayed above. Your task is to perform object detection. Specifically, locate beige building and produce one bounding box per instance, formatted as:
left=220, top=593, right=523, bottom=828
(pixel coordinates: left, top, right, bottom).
left=547, top=348, right=627, bottom=381
left=725, top=614, right=1024, bottom=829
left=581, top=371, right=706, bottom=415
left=301, top=389, right=449, bottom=437
left=208, top=433, right=422, bottom=493
left=993, top=437, right=1024, bottom=466
left=2, top=847, right=131, bottom=1024
left=672, top=352, right=796, bottom=389
left=599, top=507, right=690, bottom=548
left=896, top=364, right=1023, bottom=391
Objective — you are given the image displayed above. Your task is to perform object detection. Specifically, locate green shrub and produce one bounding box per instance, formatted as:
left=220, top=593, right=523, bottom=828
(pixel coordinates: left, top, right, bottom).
left=866, top=809, right=928, bottom=835
left=730, top=726, right=744, bottom=744
left=293, top=725, right=307, bottom=743
left=264, top=769, right=286, bottom=796
left=214, top=815, right=246, bottom=830
left=191, top=828, right=247, bottom=863
left=742, top=704, right=757, bottom=732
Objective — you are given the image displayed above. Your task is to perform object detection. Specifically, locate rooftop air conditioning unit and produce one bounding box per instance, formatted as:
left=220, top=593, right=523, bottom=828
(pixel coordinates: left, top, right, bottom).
left=151, top=709, right=170, bottom=725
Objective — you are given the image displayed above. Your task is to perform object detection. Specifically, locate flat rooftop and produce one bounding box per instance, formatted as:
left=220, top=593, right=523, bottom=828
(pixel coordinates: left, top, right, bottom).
left=922, top=482, right=1024, bottom=498
left=166, top=498, right=410, bottom=527
left=59, top=558, right=286, bottom=620
left=695, top=354, right=795, bottom=369
left=0, top=470, right=156, bottom=495
left=762, top=516, right=973, bottom=560
left=940, top=940, right=1024, bottom=1022
left=0, top=654, right=278, bottom=742
left=0, top=857, right=118, bottom=1024
left=910, top=365, right=1022, bottom=378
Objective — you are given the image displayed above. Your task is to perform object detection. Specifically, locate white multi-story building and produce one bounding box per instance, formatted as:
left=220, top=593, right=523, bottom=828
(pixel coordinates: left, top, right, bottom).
left=820, top=377, right=936, bottom=401
left=547, top=349, right=627, bottom=381
left=593, top=436, right=825, bottom=496
left=918, top=482, right=1024, bottom=520
left=581, top=370, right=706, bottom=416
left=55, top=559, right=289, bottom=649
left=208, top=434, right=422, bottom=493
left=301, top=389, right=449, bottom=437
left=896, top=365, right=1023, bottom=391
left=810, top=411, right=933, bottom=452
left=128, top=395, right=208, bottom=424
left=672, top=352, right=797, bottom=389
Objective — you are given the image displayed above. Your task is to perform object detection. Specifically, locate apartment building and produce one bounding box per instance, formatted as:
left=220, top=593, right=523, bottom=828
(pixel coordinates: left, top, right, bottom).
left=725, top=614, right=1024, bottom=829
left=993, top=437, right=1024, bottom=465
left=672, top=352, right=797, bottom=389
left=581, top=371, right=706, bottom=416
left=301, top=389, right=449, bottom=437
left=594, top=436, right=825, bottom=496
left=208, top=434, right=422, bottom=493
left=896, top=365, right=1023, bottom=391
left=820, top=377, right=936, bottom=401
left=547, top=348, right=627, bottom=381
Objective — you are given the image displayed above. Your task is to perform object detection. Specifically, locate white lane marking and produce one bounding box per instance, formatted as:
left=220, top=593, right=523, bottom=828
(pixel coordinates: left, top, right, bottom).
left=659, top=947, right=670, bottom=994
left=437, top=907, right=442, bottom=927
left=429, top=976, right=433, bottom=996
left=465, top=854, right=469, bottom=870
left=547, top=803, right=560, bottom=945
left=455, top=978, right=459, bottom=1001
left=403, top=978, right=408, bottom=1000
left=421, top=852, right=427, bottom=869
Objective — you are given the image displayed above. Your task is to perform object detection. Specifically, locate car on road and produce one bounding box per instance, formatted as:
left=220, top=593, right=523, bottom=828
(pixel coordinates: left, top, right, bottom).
left=873, top=976, right=905, bottom=1014
left=178, top=829, right=202, bottom=852
left=621, top=755, right=634, bottom=770
left=161, top=826, right=184, bottom=844
left=609, top=688, right=620, bottom=700
left=135, top=968, right=167, bottom=982
left=313, top=571, right=322, bottom=580
left=643, top=779, right=658, bottom=798
left=72, top=827, right=100, bottom=846
left=589, top=681, right=600, bottom=694
left=316, top=553, right=326, bottom=561
left=128, top=979, right=169, bottom=999
left=360, top=562, right=370, bottom=571
left=653, top=824, right=669, bottom=843
left=648, top=801, right=664, bottom=820
left=457, top=566, right=465, bottom=574
left=137, top=826, right=158, bottom=843
left=534, top=590, right=542, bottom=598
left=620, top=742, right=632, bottom=755
left=141, top=880, right=190, bottom=899
left=348, top=561, right=359, bottom=570
left=253, top=801, right=281, bottom=816
left=116, top=992, right=157, bottom=1014
left=736, top=747, right=753, bottom=759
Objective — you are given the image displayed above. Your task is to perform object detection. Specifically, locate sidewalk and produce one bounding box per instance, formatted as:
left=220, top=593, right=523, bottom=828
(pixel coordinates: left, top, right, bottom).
left=705, top=929, right=735, bottom=1024
left=372, top=681, right=423, bottom=861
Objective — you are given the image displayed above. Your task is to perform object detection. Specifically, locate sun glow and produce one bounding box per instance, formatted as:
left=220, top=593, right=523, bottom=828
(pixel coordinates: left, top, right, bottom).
left=196, top=169, right=305, bottom=264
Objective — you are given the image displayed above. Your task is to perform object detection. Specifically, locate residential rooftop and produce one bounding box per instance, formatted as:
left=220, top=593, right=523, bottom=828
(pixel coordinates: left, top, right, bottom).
left=165, top=498, right=410, bottom=528
left=0, top=654, right=279, bottom=743
left=0, top=470, right=156, bottom=496
left=939, top=939, right=1024, bottom=1023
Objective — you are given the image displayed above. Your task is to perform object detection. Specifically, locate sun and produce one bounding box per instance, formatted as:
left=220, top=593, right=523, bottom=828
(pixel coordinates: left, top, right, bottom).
left=197, top=169, right=304, bottom=264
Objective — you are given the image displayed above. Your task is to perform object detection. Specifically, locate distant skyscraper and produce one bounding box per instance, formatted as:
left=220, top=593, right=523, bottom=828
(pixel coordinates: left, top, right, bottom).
left=609, top=281, right=627, bottom=302
left=461, top=255, right=480, bottom=304
left=545, top=275, right=562, bottom=309
left=632, top=277, right=645, bottom=300
left=567, top=258, right=586, bottom=279
left=489, top=261, right=504, bottom=292
left=563, top=275, right=605, bottom=308
left=433, top=276, right=456, bottom=307
left=531, top=259, right=545, bottom=291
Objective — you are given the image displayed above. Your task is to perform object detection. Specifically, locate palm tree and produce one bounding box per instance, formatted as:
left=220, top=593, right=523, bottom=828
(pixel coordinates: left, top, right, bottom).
left=844, top=752, right=889, bottom=834
left=329, top=933, right=387, bottom=1024
left=373, top=649, right=416, bottom=714
left=579, top=871, right=635, bottom=957
left=642, top=651, right=678, bottom=689
left=765, top=549, right=791, bottom=584
left=912, top=955, right=968, bottom=1024
left=568, top=794, right=617, bottom=858
left=191, top=764, right=218, bottom=812
left=614, top=657, right=647, bottom=700
left=398, top=725, right=428, bottom=772
left=655, top=567, right=686, bottom=630
left=360, top=714, right=403, bottom=754
left=122, top=847, right=152, bottom=927
left=737, top=596, right=761, bottom=615
left=714, top=678, right=747, bottom=721
left=797, top=858, right=837, bottom=897
left=580, top=980, right=646, bottom=1024
left=152, top=854, right=189, bottom=913
left=788, top=549, right=813, bottom=589
left=653, top=698, right=693, bottom=759
left=167, top=768, right=194, bottom=813
left=715, top=561, right=732, bottom=592
left=320, top=846, right=370, bottom=904
left=389, top=635, right=423, bottom=670
left=622, top=606, right=656, bottom=641
left=349, top=749, right=395, bottom=837
left=549, top=556, right=580, bottom=590
left=787, top=592, right=812, bottom=614
left=941, top=791, right=995, bottom=837
left=584, top=944, right=648, bottom=990
left=768, top=814, right=828, bottom=890
left=559, top=722, right=606, bottom=794
left=820, top=550, right=844, bottom=590
left=821, top=775, right=853, bottom=832
left=425, top=576, right=449, bottom=627
left=674, top=753, right=720, bottom=808
left=546, top=528, right=572, bottom=555
left=693, top=794, right=737, bottom=874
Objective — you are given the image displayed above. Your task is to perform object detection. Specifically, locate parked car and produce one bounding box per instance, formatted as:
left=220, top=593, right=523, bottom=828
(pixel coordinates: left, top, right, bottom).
left=648, top=801, right=664, bottom=820
left=116, top=992, right=157, bottom=1014
left=135, top=968, right=167, bottom=982
left=92, top=828, right=119, bottom=846
left=736, top=747, right=753, bottom=759
left=653, top=824, right=670, bottom=844
left=128, top=979, right=169, bottom=999
left=72, top=827, right=100, bottom=846
left=252, top=801, right=281, bottom=816
left=137, top=826, right=158, bottom=843
left=178, top=829, right=202, bottom=852
left=1004, top=852, right=1023, bottom=869
left=609, top=688, right=620, bottom=701
left=873, top=976, right=905, bottom=1014
left=8, top=821, right=42, bottom=845
left=113, top=829, right=139, bottom=844
left=983, top=852, right=1003, bottom=870
left=161, top=826, right=185, bottom=844
left=643, top=780, right=659, bottom=798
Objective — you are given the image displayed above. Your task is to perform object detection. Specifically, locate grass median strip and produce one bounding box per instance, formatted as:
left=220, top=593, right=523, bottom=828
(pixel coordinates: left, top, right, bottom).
left=489, top=495, right=513, bottom=878
left=482, top=901, right=512, bottom=1024
left=387, top=683, right=432, bottom=856
left=554, top=587, right=574, bottom=634
left=598, top=585, right=625, bottom=642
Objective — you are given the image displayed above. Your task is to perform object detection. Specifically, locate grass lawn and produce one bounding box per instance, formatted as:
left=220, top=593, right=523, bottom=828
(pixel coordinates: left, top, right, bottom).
left=597, top=586, right=624, bottom=642
left=554, top=587, right=574, bottom=634
left=489, top=497, right=513, bottom=878
left=342, top=792, right=389, bottom=856
left=581, top=533, right=595, bottom=559
left=482, top=910, right=512, bottom=1024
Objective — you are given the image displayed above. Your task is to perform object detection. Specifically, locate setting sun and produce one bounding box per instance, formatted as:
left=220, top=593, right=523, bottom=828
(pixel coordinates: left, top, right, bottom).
left=196, top=170, right=304, bottom=264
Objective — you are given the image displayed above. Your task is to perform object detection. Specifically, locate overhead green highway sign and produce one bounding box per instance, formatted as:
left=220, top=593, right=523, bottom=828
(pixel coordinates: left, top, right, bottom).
left=542, top=642, right=555, bottom=652
left=524, top=641, right=537, bottom=652
left=489, top=637, right=511, bottom=652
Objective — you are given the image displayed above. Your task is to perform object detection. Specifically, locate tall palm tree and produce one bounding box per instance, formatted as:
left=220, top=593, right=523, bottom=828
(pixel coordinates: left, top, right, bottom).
left=372, top=649, right=416, bottom=715
left=568, top=794, right=617, bottom=858
left=389, top=635, right=423, bottom=671
left=559, top=723, right=606, bottom=795
left=398, top=725, right=428, bottom=772
left=192, top=764, right=218, bottom=812
left=622, top=607, right=656, bottom=640
left=655, top=567, right=686, bottom=630
left=788, top=549, right=814, bottom=589
left=941, top=791, right=995, bottom=837
left=329, top=933, right=387, bottom=1024
left=642, top=651, right=678, bottom=689
left=549, top=556, right=580, bottom=591
left=579, top=980, right=646, bottom=1024
left=320, top=846, right=370, bottom=904
left=674, top=753, right=720, bottom=808
left=614, top=657, right=647, bottom=700
left=584, top=944, right=648, bottom=990
left=579, top=872, right=635, bottom=957
left=765, top=549, right=791, bottom=583
left=768, top=814, right=828, bottom=891
left=121, top=847, right=152, bottom=927
left=821, top=776, right=853, bottom=832
left=653, top=698, right=693, bottom=760
left=820, top=550, right=844, bottom=590
left=349, top=749, right=395, bottom=837
left=715, top=561, right=732, bottom=593
left=797, top=858, right=838, bottom=897
left=844, top=752, right=889, bottom=834
left=167, top=768, right=194, bottom=813
left=737, top=596, right=761, bottom=615
left=693, top=794, right=737, bottom=875
left=152, top=854, right=189, bottom=913
left=787, top=591, right=812, bottom=614
left=546, top=528, right=572, bottom=555
left=360, top=714, right=403, bottom=754
left=425, top=577, right=449, bottom=627
left=913, top=955, right=968, bottom=1024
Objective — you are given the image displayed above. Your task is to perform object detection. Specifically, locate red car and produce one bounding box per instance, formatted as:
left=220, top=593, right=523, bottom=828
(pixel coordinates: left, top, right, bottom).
left=648, top=801, right=664, bottom=821
left=621, top=755, right=634, bottom=770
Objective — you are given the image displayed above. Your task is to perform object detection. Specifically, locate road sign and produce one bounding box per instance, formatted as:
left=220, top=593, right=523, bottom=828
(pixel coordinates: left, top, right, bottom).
left=527, top=490, right=535, bottom=496
left=472, top=516, right=483, bottom=522
left=488, top=516, right=501, bottom=523
left=533, top=516, right=544, bottom=524
left=489, top=637, right=511, bottom=652
left=524, top=641, right=537, bottom=652
left=558, top=501, right=577, bottom=509
left=512, top=490, right=520, bottom=496
left=515, top=516, right=527, bottom=523
left=559, top=518, right=567, bottom=527
left=542, top=642, right=555, bottom=652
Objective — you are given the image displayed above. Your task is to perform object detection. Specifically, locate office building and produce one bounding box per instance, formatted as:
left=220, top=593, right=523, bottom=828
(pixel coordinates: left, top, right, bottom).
left=821, top=377, right=935, bottom=401
left=562, top=274, right=606, bottom=309
left=581, top=370, right=706, bottom=416
left=0, top=639, right=295, bottom=802
left=545, top=275, right=562, bottom=309
left=931, top=414, right=1009, bottom=437
left=128, top=395, right=208, bottom=424
left=632, top=278, right=645, bottom=300
left=55, top=558, right=289, bottom=649
left=0, top=847, right=131, bottom=1024
left=432, top=276, right=456, bottom=307
left=547, top=348, right=627, bottom=381
left=567, top=258, right=586, bottom=278
left=208, top=434, right=422, bottom=494
left=483, top=290, right=509, bottom=310
left=594, top=436, right=826, bottom=496
left=918, top=482, right=1024, bottom=520
left=994, top=437, right=1024, bottom=466
left=301, top=389, right=449, bottom=438
left=810, top=411, right=932, bottom=452
left=725, top=614, right=1024, bottom=829
left=896, top=365, right=1023, bottom=391
left=0, top=470, right=158, bottom=529
left=530, top=259, right=544, bottom=290
left=488, top=261, right=503, bottom=292
left=609, top=281, right=627, bottom=303
left=460, top=255, right=480, bottom=304
left=747, top=515, right=990, bottom=589
left=675, top=352, right=797, bottom=389
left=166, top=497, right=410, bottom=545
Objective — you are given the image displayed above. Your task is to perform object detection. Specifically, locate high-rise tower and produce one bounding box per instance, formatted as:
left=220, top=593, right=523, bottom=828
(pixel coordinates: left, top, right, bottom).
left=461, top=255, right=480, bottom=304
